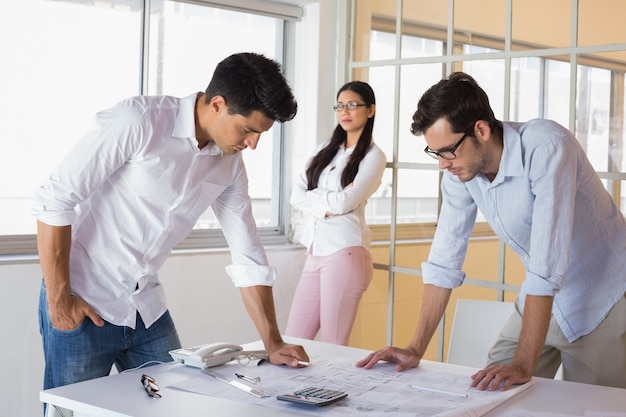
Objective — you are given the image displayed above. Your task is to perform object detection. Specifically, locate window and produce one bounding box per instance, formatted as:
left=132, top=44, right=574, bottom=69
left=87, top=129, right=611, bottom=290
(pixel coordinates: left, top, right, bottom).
left=0, top=0, right=300, bottom=255
left=346, top=0, right=626, bottom=353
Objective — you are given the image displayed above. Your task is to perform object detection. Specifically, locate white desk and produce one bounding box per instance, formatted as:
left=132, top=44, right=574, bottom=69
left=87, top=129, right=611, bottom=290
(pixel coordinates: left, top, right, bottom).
left=41, top=337, right=626, bottom=417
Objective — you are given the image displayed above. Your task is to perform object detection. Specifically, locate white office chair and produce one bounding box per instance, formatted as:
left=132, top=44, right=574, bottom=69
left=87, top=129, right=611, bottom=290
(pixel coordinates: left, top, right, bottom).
left=447, top=299, right=515, bottom=368
left=448, top=299, right=565, bottom=380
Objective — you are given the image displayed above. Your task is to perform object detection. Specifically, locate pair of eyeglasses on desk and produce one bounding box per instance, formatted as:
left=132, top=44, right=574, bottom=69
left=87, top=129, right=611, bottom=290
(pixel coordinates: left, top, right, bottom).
left=141, top=374, right=161, bottom=398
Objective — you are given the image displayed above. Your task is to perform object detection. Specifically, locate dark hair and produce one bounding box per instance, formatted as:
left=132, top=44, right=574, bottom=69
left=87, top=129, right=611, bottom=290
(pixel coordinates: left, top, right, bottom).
left=410, top=72, right=498, bottom=136
left=306, top=81, right=376, bottom=190
left=205, top=52, right=297, bottom=122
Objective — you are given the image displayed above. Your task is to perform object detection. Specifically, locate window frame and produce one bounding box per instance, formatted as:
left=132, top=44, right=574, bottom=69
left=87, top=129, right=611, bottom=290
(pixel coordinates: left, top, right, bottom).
left=345, top=0, right=626, bottom=354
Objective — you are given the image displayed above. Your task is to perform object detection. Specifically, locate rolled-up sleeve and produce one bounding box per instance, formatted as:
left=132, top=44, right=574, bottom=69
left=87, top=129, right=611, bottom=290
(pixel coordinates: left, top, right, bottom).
left=225, top=264, right=276, bottom=287
left=421, top=261, right=466, bottom=288
left=521, top=270, right=563, bottom=296
left=31, top=185, right=79, bottom=226
left=212, top=159, right=275, bottom=287
left=422, top=171, right=477, bottom=288
left=32, top=105, right=140, bottom=227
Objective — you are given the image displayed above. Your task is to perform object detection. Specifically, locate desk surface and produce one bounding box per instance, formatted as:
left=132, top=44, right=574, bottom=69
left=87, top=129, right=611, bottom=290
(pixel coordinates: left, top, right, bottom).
left=41, top=337, right=626, bottom=417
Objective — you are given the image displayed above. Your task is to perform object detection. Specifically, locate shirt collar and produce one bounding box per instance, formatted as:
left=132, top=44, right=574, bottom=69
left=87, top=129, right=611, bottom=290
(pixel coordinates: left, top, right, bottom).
left=498, top=122, right=524, bottom=179
left=172, top=92, right=222, bottom=155
left=171, top=92, right=200, bottom=140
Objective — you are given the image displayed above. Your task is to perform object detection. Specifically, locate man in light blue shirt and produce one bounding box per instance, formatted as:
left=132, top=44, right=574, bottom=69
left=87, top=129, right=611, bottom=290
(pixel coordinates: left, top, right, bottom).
left=357, top=72, right=626, bottom=390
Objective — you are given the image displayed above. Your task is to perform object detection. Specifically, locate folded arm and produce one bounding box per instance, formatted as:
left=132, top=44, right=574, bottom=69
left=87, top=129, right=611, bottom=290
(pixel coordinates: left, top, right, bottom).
left=291, top=147, right=386, bottom=218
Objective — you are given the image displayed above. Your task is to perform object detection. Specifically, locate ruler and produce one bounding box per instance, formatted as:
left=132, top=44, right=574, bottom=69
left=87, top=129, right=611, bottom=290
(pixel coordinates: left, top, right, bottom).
left=202, top=369, right=270, bottom=398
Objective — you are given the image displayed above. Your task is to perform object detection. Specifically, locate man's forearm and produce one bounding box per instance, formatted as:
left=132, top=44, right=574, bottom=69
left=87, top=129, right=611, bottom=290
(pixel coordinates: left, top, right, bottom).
left=37, top=221, right=72, bottom=304
left=239, top=285, right=284, bottom=352
left=409, top=284, right=452, bottom=356
left=513, top=295, right=553, bottom=375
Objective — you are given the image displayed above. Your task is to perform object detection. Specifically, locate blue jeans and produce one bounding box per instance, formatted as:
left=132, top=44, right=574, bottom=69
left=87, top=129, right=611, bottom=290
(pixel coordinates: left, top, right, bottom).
left=38, top=280, right=181, bottom=390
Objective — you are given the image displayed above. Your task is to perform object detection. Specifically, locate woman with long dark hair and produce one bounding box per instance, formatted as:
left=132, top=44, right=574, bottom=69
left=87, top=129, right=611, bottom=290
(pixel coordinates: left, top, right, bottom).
left=286, top=81, right=386, bottom=345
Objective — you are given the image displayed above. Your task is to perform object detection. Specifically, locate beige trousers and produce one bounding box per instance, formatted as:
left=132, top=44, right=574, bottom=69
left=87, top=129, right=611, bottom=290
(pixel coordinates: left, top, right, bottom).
left=487, top=292, right=626, bottom=388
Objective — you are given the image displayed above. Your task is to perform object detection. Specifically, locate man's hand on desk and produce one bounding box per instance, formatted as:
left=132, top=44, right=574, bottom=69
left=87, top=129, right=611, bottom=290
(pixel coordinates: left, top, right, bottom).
left=470, top=363, right=531, bottom=391
left=355, top=346, right=421, bottom=372
left=267, top=342, right=311, bottom=368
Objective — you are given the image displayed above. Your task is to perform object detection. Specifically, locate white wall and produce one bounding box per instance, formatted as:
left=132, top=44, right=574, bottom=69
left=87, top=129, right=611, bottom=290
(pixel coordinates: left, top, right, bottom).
left=0, top=246, right=306, bottom=417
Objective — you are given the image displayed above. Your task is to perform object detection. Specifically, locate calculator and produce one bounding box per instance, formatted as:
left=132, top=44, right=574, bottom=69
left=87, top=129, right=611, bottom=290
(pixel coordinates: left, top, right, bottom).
left=277, top=386, right=348, bottom=407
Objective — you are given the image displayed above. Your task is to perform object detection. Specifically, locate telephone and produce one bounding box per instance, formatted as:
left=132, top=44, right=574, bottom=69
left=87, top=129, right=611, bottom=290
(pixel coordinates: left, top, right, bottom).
left=169, top=342, right=268, bottom=369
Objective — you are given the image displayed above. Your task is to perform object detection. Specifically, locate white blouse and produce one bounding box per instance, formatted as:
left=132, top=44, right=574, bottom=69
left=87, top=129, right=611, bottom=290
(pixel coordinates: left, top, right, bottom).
left=291, top=141, right=386, bottom=256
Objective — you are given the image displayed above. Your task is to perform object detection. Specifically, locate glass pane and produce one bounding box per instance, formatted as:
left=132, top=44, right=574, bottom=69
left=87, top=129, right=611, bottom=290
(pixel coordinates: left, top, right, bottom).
left=400, top=0, right=446, bottom=59
left=512, top=0, right=571, bottom=50
left=454, top=0, right=506, bottom=53
left=392, top=272, right=423, bottom=347
left=398, top=63, right=445, bottom=163
left=353, top=0, right=397, bottom=61
left=396, top=169, right=440, bottom=225
left=366, top=168, right=393, bottom=225
left=147, top=1, right=281, bottom=95
left=510, top=57, right=542, bottom=121
left=369, top=30, right=397, bottom=61
left=575, top=65, right=612, bottom=172
left=364, top=65, right=395, bottom=162
left=578, top=0, right=625, bottom=47
left=544, top=57, right=571, bottom=126
left=0, top=0, right=142, bottom=235
left=148, top=0, right=283, bottom=229
left=402, top=34, right=444, bottom=60
left=462, top=58, right=506, bottom=120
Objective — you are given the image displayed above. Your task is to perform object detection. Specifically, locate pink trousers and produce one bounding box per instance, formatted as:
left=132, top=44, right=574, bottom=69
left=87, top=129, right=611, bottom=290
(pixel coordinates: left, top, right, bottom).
left=285, top=246, right=373, bottom=345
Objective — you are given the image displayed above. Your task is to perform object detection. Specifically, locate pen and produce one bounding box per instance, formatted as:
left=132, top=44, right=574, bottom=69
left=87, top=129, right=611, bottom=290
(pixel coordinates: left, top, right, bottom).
left=288, top=354, right=311, bottom=366
left=410, top=384, right=468, bottom=398
left=235, top=373, right=260, bottom=384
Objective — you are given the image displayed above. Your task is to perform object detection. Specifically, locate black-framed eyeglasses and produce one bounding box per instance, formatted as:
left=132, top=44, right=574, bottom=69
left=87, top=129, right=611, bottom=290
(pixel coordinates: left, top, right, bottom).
left=141, top=374, right=161, bottom=398
left=333, top=101, right=366, bottom=112
left=424, top=131, right=469, bottom=160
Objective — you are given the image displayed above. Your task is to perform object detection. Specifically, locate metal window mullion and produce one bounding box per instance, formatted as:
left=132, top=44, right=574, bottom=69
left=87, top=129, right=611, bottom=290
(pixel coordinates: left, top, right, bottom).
left=171, top=0, right=302, bottom=20
left=140, top=0, right=150, bottom=95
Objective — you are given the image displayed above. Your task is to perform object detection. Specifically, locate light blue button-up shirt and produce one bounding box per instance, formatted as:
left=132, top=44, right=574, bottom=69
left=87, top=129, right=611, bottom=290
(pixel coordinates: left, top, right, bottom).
left=423, top=119, right=626, bottom=342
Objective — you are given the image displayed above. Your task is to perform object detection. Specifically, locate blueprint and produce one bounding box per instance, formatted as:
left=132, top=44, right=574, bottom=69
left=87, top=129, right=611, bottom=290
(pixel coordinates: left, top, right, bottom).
left=168, top=354, right=534, bottom=417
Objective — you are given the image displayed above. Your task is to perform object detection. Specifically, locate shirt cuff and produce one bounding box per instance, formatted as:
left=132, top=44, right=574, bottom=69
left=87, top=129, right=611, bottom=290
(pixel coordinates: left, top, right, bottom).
left=421, top=261, right=466, bottom=288
left=521, top=270, right=563, bottom=296
left=225, top=264, right=277, bottom=287
left=31, top=204, right=76, bottom=226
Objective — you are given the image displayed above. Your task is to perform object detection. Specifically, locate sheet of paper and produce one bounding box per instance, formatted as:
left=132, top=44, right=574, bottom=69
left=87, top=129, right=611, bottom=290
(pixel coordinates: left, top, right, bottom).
left=585, top=413, right=626, bottom=417
left=498, top=410, right=578, bottom=417
left=168, top=354, right=535, bottom=417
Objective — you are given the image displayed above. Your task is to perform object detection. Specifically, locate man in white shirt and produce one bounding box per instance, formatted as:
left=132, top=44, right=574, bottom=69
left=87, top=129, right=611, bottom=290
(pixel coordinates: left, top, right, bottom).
left=33, top=52, right=309, bottom=393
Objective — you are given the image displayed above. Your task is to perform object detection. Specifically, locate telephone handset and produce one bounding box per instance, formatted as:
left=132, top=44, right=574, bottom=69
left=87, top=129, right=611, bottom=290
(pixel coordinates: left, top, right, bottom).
left=169, top=342, right=267, bottom=368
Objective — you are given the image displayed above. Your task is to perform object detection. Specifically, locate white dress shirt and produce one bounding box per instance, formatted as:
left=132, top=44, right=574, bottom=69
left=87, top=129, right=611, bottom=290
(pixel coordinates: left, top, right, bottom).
left=291, top=141, right=386, bottom=256
left=32, top=93, right=275, bottom=328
